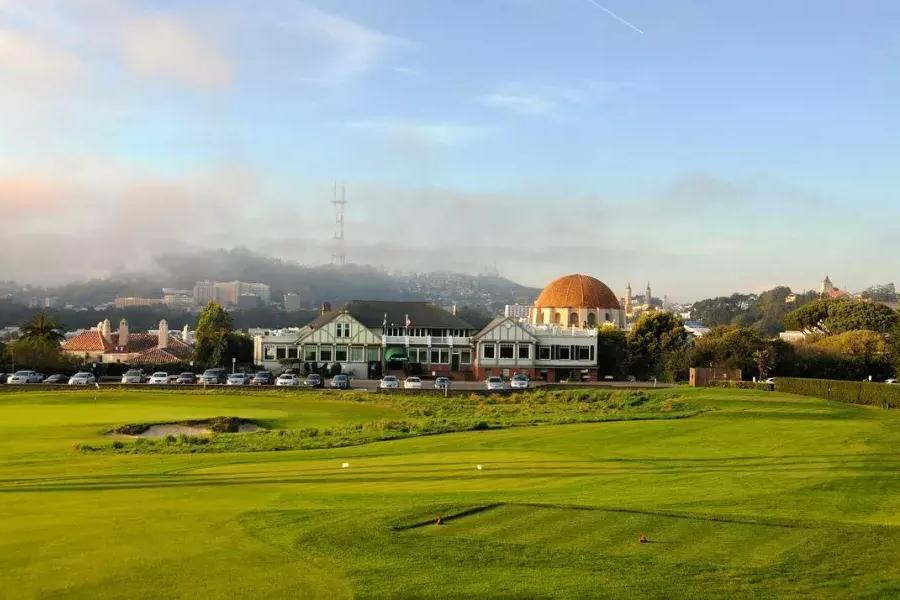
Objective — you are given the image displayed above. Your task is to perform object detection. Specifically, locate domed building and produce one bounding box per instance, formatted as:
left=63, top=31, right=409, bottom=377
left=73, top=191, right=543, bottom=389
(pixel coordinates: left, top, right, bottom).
left=529, top=274, right=626, bottom=329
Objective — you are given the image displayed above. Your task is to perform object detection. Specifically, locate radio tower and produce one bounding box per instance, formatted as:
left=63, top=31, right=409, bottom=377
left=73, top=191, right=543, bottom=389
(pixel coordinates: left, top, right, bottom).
left=331, top=183, right=347, bottom=266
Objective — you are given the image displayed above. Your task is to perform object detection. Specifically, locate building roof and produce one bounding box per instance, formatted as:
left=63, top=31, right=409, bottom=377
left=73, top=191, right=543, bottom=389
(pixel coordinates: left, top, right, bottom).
left=308, top=300, right=476, bottom=330
left=62, top=330, right=112, bottom=353
left=131, top=338, right=193, bottom=364
left=534, top=274, right=622, bottom=310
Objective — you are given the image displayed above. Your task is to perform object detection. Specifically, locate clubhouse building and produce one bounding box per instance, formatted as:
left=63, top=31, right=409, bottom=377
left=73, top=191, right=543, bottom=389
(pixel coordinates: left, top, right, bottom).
left=254, top=273, right=626, bottom=381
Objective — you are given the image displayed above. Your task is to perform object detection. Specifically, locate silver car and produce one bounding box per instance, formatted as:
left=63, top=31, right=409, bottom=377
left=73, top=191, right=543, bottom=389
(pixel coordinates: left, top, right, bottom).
left=7, top=370, right=44, bottom=384
left=121, top=370, right=145, bottom=384
left=68, top=372, right=96, bottom=385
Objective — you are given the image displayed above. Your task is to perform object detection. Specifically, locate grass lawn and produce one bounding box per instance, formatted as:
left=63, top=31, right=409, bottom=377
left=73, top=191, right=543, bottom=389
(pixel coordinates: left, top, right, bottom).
left=0, top=387, right=897, bottom=598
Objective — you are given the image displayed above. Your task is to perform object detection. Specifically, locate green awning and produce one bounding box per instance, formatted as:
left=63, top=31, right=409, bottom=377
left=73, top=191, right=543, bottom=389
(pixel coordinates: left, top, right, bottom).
left=384, top=347, right=408, bottom=362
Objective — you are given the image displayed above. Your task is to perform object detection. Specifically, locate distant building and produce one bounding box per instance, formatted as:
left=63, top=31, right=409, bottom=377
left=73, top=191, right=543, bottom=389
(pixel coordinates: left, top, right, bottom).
left=503, top=304, right=530, bottom=319
left=62, top=318, right=193, bottom=364
left=114, top=297, right=164, bottom=309
left=193, top=280, right=271, bottom=307
left=283, top=293, right=303, bottom=313
left=779, top=331, right=808, bottom=344
left=193, top=280, right=218, bottom=305
left=237, top=294, right=261, bottom=310
left=162, top=289, right=194, bottom=309
left=820, top=275, right=849, bottom=299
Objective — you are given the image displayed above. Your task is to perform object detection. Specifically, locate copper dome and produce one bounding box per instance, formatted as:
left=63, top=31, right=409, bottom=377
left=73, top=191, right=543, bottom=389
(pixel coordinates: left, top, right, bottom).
left=534, top=274, right=621, bottom=310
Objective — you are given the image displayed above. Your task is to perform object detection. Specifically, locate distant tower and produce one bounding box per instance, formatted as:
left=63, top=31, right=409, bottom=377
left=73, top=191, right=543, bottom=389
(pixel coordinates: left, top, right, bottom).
left=331, top=183, right=347, bottom=266
left=820, top=275, right=835, bottom=297
left=645, top=283, right=652, bottom=308
left=624, top=283, right=633, bottom=314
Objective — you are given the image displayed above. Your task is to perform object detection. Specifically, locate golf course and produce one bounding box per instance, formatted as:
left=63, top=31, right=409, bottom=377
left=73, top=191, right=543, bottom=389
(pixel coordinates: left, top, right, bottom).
left=0, top=387, right=897, bottom=599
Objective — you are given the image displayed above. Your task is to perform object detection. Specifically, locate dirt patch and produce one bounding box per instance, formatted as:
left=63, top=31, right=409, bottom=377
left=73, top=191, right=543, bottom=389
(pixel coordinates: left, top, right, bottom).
left=108, top=417, right=259, bottom=438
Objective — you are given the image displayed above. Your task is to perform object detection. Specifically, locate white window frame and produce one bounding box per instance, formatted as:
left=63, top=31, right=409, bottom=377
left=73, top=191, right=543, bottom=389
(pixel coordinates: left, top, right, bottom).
left=482, top=344, right=496, bottom=359
left=499, top=343, right=514, bottom=359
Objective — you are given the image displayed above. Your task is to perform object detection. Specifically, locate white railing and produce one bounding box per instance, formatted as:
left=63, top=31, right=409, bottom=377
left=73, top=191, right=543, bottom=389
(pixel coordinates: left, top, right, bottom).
left=381, top=335, right=472, bottom=347
left=522, top=324, right=598, bottom=338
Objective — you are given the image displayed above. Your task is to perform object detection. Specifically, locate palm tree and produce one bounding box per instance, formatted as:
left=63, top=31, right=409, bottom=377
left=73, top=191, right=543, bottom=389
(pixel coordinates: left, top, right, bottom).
left=20, top=312, right=65, bottom=343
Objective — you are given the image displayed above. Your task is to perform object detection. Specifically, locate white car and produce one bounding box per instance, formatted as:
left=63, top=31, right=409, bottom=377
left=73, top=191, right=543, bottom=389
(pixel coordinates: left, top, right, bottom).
left=7, top=370, right=44, bottom=384
left=764, top=378, right=776, bottom=384
left=121, top=370, right=145, bottom=384
left=147, top=372, right=170, bottom=385
left=68, top=371, right=96, bottom=385
left=403, top=376, right=423, bottom=389
left=485, top=376, right=504, bottom=391
left=379, top=375, right=400, bottom=389
left=510, top=374, right=529, bottom=389
left=227, top=373, right=250, bottom=386
left=276, top=373, right=300, bottom=386
left=886, top=379, right=897, bottom=385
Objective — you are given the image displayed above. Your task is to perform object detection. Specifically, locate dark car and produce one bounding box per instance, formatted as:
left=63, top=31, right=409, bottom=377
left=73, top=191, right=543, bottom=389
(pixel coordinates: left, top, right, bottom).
left=304, top=374, right=323, bottom=388
left=330, top=374, right=350, bottom=390
left=176, top=372, right=196, bottom=385
left=199, top=368, right=227, bottom=384
left=251, top=371, right=274, bottom=385
left=0, top=373, right=6, bottom=385
left=43, top=374, right=68, bottom=384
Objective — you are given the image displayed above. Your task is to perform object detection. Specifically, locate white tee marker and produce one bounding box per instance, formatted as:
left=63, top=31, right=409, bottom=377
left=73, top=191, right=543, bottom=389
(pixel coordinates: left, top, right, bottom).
left=476, top=464, right=483, bottom=471
left=341, top=462, right=350, bottom=469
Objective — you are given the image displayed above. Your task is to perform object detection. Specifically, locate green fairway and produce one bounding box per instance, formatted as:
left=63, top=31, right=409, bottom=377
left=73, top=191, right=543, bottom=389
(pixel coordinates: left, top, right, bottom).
left=0, top=388, right=897, bottom=598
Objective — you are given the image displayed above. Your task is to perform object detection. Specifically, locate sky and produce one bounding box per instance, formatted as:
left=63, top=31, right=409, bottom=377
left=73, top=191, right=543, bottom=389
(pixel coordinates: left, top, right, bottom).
left=1, top=0, right=898, bottom=300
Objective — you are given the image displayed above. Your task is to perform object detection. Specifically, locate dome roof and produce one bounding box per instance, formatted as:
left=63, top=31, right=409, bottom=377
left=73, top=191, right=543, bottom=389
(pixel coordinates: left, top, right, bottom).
left=534, top=274, right=621, bottom=310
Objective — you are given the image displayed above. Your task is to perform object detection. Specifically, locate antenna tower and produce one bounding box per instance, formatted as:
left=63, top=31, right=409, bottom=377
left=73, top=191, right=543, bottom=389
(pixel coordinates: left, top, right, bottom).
left=331, top=183, right=347, bottom=266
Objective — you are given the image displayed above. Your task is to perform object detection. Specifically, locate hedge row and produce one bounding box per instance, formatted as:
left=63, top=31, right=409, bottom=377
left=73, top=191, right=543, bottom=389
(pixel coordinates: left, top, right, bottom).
left=775, top=377, right=900, bottom=408
left=707, top=380, right=773, bottom=391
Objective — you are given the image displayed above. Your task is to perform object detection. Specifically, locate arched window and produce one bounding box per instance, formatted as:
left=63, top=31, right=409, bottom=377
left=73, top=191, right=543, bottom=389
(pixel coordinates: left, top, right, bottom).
left=569, top=313, right=578, bottom=326
left=536, top=310, right=544, bottom=324
left=587, top=313, right=597, bottom=327
left=605, top=312, right=611, bottom=322
left=554, top=312, right=562, bottom=324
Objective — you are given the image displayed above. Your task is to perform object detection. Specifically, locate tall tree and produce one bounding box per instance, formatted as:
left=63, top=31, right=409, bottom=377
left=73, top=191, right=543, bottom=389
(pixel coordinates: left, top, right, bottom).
left=596, top=325, right=627, bottom=379
left=20, top=312, right=65, bottom=343
left=193, top=302, right=233, bottom=368
left=626, top=312, right=689, bottom=381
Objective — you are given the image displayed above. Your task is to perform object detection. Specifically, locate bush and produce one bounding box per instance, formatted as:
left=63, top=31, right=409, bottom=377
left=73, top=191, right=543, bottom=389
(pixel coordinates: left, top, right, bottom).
left=775, top=377, right=900, bottom=408
left=708, top=380, right=773, bottom=390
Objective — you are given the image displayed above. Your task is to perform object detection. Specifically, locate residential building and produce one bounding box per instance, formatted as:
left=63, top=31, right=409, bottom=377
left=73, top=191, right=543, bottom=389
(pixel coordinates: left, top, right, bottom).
left=114, top=297, right=164, bottom=309
left=503, top=304, right=530, bottom=319
left=162, top=288, right=194, bottom=309
left=193, top=280, right=271, bottom=307
left=62, top=318, right=193, bottom=364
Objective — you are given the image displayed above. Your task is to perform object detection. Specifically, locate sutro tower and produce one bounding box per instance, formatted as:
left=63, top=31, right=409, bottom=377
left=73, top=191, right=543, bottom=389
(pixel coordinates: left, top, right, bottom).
left=331, top=183, right=347, bottom=266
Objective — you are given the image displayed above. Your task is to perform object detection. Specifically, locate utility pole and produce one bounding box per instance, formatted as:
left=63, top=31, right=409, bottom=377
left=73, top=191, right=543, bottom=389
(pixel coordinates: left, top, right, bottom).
left=331, top=183, right=347, bottom=266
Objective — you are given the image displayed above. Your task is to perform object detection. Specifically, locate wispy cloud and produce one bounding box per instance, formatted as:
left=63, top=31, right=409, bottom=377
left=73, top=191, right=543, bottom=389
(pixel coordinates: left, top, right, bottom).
left=479, top=93, right=557, bottom=117
left=345, top=118, right=488, bottom=146
left=0, top=27, right=82, bottom=89
left=274, top=3, right=412, bottom=86
left=478, top=81, right=637, bottom=118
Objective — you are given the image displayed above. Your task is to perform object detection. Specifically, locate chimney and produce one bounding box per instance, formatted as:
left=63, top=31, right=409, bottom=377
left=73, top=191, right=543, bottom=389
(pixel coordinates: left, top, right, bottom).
left=321, top=302, right=332, bottom=315
left=101, top=318, right=112, bottom=343
left=451, top=304, right=458, bottom=316
left=118, top=319, right=129, bottom=348
left=182, top=324, right=190, bottom=345
left=158, top=319, right=168, bottom=349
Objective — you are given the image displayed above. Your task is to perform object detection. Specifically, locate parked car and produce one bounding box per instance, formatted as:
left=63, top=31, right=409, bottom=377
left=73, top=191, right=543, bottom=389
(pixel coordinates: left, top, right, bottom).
left=250, top=371, right=274, bottom=386
left=199, top=368, right=227, bottom=385
left=304, top=373, right=323, bottom=388
left=403, top=376, right=423, bottom=389
left=434, top=376, right=451, bottom=390
left=147, top=372, right=170, bottom=385
left=227, top=372, right=251, bottom=386
left=886, top=379, right=897, bottom=385
left=166, top=374, right=181, bottom=384
left=764, top=377, right=776, bottom=384
left=330, top=374, right=351, bottom=389
left=485, top=376, right=505, bottom=391
left=121, top=369, right=146, bottom=384
left=68, top=371, right=96, bottom=385
left=510, top=374, right=529, bottom=389
left=7, top=370, right=44, bottom=384
left=379, top=375, right=400, bottom=389
left=43, top=374, right=69, bottom=384
left=275, top=373, right=300, bottom=387
left=0, top=373, right=7, bottom=385
left=176, top=372, right=196, bottom=385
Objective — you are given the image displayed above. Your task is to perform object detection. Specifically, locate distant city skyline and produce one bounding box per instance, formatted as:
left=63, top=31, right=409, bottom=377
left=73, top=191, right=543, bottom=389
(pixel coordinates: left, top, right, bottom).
left=2, top=1, right=898, bottom=297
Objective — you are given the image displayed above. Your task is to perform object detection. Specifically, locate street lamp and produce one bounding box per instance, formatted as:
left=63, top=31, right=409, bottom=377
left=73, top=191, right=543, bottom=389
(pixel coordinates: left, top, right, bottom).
left=232, top=357, right=236, bottom=374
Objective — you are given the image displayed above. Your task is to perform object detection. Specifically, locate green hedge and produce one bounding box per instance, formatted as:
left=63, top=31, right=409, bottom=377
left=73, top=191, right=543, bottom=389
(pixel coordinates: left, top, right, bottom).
left=707, top=380, right=773, bottom=391
left=775, top=377, right=900, bottom=408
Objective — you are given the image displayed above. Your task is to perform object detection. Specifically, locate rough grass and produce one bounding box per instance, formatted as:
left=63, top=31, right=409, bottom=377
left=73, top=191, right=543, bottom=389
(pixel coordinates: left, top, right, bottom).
left=0, top=387, right=897, bottom=598
left=84, top=389, right=699, bottom=454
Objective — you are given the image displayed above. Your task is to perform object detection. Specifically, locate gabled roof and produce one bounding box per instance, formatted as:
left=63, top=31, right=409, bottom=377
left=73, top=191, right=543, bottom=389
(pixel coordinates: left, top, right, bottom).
left=307, top=301, right=476, bottom=330
left=472, top=316, right=537, bottom=342
left=130, top=338, right=193, bottom=364
left=62, top=330, right=112, bottom=352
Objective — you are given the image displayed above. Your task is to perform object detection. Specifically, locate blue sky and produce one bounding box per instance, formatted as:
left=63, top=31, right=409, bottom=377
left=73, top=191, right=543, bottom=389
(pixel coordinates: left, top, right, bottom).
left=1, top=0, right=898, bottom=299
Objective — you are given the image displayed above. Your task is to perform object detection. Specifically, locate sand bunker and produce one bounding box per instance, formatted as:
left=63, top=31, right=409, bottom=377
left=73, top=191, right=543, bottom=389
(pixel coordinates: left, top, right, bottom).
left=109, top=418, right=260, bottom=438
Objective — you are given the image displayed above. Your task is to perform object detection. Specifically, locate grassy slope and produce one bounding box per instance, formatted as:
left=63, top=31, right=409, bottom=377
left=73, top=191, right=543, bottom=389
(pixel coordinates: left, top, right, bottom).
left=0, top=388, right=897, bottom=599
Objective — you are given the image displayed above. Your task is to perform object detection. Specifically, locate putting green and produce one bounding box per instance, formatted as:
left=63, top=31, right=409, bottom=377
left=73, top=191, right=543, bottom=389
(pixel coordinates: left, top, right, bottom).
left=0, top=388, right=897, bottom=598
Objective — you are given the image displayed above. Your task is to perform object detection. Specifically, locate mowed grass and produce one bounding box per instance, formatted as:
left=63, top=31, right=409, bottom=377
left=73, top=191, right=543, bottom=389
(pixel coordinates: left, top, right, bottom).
left=0, top=388, right=897, bottom=598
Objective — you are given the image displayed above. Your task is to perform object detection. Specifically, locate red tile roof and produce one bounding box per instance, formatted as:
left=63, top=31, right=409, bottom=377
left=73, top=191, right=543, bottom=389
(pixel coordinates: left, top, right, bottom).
left=62, top=331, right=112, bottom=352
left=131, top=337, right=193, bottom=364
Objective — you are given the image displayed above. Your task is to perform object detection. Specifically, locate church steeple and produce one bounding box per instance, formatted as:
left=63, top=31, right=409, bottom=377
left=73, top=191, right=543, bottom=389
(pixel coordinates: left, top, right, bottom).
left=645, top=283, right=652, bottom=308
